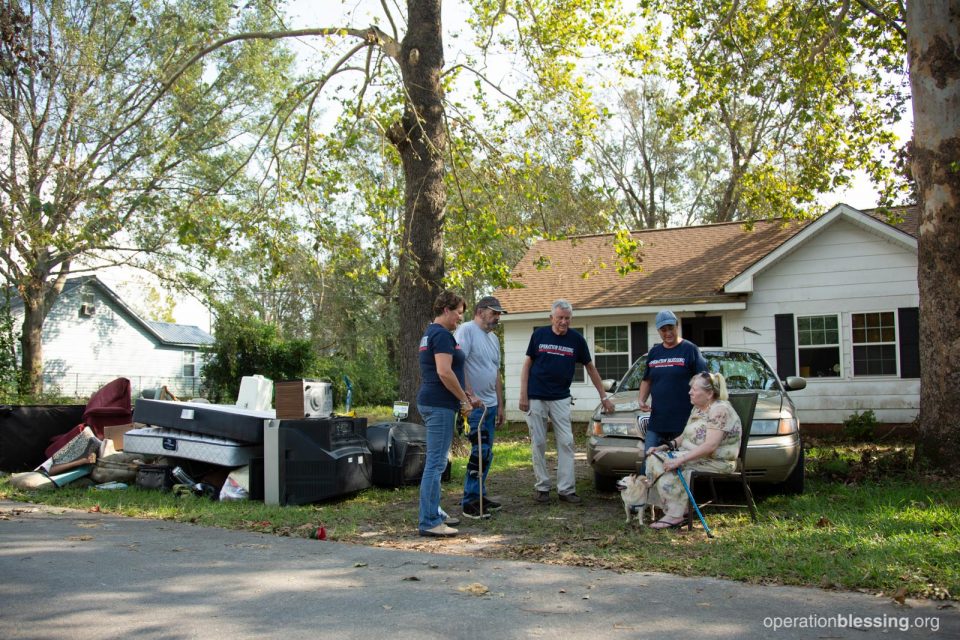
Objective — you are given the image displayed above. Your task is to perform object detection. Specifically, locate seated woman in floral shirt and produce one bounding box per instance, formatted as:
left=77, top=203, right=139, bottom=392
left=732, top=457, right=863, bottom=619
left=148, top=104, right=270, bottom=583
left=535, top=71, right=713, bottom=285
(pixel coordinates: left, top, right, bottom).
left=643, top=372, right=741, bottom=529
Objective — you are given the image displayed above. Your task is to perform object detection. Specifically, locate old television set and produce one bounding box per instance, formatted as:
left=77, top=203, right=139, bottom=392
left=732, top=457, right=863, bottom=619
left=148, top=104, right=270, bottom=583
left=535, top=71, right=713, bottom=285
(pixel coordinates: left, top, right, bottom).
left=264, top=417, right=371, bottom=506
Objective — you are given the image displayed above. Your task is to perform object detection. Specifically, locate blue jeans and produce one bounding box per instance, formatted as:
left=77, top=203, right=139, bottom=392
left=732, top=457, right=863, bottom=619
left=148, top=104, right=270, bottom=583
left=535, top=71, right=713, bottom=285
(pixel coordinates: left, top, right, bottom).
left=461, top=405, right=496, bottom=506
left=417, top=404, right=455, bottom=531
left=640, top=429, right=682, bottom=476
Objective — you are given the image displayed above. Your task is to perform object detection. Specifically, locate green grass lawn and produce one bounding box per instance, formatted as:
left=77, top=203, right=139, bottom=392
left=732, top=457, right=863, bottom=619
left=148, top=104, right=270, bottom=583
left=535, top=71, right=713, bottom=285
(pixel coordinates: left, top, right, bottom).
left=2, top=426, right=956, bottom=602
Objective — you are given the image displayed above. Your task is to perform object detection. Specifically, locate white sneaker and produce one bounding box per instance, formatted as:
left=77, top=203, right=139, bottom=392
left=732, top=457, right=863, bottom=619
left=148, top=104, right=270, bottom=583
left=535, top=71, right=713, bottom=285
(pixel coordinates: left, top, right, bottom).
left=419, top=523, right=458, bottom=537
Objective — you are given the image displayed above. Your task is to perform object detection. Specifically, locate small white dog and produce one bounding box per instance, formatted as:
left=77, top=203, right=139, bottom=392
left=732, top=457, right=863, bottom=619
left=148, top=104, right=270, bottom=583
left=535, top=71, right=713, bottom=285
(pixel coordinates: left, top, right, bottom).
left=617, top=474, right=654, bottom=525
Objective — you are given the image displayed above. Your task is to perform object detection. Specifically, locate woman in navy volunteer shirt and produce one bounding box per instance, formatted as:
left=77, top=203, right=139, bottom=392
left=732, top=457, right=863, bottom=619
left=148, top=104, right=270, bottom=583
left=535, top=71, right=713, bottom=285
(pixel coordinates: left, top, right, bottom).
left=417, top=290, right=480, bottom=537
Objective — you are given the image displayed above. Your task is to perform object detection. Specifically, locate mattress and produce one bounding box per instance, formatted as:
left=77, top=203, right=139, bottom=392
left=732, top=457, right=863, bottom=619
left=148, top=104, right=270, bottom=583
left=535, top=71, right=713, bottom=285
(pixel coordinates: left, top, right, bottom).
left=133, top=399, right=274, bottom=444
left=123, top=427, right=262, bottom=467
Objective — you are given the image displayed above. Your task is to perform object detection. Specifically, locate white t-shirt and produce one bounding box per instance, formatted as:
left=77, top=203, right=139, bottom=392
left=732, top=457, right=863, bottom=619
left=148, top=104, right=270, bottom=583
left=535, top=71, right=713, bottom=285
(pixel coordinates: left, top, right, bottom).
left=454, top=320, right=501, bottom=408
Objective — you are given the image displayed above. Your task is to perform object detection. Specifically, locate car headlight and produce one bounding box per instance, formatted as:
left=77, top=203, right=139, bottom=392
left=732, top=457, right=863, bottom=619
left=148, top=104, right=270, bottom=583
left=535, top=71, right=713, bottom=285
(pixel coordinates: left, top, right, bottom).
left=591, top=415, right=648, bottom=437
left=750, top=417, right=798, bottom=435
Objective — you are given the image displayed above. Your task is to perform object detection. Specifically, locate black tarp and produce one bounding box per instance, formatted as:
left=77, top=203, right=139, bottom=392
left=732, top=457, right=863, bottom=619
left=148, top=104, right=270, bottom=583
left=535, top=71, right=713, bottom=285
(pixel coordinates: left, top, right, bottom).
left=0, top=405, right=86, bottom=472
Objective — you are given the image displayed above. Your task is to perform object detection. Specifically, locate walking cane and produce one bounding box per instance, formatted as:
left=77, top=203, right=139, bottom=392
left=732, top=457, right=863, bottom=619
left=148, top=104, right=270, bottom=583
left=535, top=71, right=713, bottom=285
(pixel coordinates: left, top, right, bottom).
left=667, top=451, right=714, bottom=538
left=473, top=404, right=489, bottom=516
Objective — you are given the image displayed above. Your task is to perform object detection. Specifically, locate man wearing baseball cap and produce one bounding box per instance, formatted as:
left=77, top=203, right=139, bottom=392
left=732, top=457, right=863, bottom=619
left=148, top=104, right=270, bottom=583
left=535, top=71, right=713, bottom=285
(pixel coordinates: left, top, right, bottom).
left=638, top=309, right=708, bottom=473
left=454, top=295, right=508, bottom=519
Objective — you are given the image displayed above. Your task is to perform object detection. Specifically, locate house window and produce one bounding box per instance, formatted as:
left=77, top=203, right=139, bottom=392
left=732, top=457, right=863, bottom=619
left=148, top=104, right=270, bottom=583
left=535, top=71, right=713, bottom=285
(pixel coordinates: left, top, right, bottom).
left=594, top=325, right=630, bottom=381
left=182, top=351, right=197, bottom=378
left=852, top=312, right=897, bottom=376
left=797, top=315, right=840, bottom=377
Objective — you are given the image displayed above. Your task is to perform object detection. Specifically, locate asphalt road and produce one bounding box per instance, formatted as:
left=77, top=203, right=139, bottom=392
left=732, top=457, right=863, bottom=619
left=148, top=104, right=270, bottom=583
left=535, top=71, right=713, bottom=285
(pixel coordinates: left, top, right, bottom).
left=1, top=499, right=956, bottom=640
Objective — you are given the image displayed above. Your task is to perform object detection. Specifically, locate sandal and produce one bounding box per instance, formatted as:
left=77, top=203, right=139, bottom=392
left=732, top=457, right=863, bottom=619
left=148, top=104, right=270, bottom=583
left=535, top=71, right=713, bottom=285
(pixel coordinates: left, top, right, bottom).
left=649, top=517, right=687, bottom=530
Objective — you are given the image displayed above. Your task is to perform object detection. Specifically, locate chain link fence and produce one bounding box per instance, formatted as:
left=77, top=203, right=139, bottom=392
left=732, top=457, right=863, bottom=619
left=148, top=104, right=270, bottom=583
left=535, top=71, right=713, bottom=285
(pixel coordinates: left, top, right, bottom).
left=44, top=374, right=206, bottom=401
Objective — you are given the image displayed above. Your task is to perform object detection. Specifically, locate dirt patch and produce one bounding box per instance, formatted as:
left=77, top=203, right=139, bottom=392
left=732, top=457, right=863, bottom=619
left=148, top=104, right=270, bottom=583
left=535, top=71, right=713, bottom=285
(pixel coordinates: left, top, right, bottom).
left=339, top=448, right=646, bottom=569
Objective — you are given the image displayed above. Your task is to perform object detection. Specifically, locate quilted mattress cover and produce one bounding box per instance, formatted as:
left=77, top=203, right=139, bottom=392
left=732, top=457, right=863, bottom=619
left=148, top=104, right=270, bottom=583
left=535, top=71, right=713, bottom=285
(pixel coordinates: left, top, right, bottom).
left=123, top=427, right=262, bottom=467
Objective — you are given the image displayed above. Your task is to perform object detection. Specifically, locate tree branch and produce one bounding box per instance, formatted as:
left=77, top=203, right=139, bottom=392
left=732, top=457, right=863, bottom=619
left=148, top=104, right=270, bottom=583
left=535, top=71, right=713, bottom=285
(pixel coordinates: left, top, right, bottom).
left=81, top=26, right=400, bottom=181
left=852, top=0, right=907, bottom=41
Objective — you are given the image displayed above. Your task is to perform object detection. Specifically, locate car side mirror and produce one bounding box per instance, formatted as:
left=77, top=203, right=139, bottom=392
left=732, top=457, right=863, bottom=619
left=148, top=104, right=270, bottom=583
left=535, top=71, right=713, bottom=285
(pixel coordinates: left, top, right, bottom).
left=784, top=376, right=807, bottom=391
left=601, top=379, right=615, bottom=392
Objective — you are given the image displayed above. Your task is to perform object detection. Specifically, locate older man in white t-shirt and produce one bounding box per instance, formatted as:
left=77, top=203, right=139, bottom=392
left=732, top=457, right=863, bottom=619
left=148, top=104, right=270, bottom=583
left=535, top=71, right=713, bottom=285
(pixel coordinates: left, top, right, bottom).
left=454, top=295, right=507, bottom=519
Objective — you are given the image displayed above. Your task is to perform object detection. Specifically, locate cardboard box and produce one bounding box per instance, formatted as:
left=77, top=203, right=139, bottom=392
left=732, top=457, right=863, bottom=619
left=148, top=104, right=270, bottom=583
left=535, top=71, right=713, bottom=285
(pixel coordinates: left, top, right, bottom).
left=103, top=423, right=139, bottom=451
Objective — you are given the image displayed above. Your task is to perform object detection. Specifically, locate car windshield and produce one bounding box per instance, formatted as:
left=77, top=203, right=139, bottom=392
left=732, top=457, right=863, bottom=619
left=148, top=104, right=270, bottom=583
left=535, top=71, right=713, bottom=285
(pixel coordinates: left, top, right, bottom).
left=614, top=350, right=782, bottom=392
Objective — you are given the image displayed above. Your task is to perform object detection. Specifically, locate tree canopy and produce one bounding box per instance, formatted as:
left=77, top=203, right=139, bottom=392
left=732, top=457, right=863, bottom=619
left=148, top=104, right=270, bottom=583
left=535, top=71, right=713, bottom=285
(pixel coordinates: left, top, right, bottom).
left=0, top=0, right=296, bottom=394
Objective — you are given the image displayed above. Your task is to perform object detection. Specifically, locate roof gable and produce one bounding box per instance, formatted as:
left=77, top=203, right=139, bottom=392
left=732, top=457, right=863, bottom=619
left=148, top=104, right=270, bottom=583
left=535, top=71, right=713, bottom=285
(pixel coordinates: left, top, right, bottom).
left=31, top=276, right=214, bottom=347
left=725, top=204, right=918, bottom=293
left=493, top=204, right=918, bottom=316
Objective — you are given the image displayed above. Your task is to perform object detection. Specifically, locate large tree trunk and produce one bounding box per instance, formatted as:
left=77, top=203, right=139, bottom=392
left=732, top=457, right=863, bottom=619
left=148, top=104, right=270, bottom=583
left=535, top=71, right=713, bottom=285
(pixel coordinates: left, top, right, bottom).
left=16, top=272, right=66, bottom=397
left=390, top=0, right=447, bottom=422
left=18, top=298, right=45, bottom=397
left=908, top=2, right=960, bottom=470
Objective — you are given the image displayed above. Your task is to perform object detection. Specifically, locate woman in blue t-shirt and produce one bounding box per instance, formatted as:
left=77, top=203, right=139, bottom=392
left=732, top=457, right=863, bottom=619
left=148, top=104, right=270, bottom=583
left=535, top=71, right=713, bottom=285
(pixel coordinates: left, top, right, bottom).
left=416, top=290, right=480, bottom=537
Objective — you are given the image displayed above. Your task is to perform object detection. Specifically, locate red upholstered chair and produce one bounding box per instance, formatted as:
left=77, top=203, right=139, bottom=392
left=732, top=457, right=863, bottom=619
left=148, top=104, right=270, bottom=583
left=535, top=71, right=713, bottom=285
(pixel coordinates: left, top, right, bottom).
left=44, top=378, right=133, bottom=456
left=82, top=377, right=133, bottom=434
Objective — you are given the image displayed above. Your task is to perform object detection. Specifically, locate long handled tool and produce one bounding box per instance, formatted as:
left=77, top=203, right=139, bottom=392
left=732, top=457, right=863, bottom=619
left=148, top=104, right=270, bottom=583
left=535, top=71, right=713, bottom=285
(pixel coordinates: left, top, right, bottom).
left=462, top=404, right=489, bottom=516
left=667, top=452, right=714, bottom=538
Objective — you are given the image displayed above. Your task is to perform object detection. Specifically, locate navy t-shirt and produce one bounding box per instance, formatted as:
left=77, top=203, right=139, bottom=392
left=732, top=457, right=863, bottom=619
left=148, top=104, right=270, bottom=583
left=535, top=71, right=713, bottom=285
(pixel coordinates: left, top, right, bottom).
left=642, top=340, right=708, bottom=434
left=417, top=323, right=466, bottom=410
left=525, top=327, right=592, bottom=400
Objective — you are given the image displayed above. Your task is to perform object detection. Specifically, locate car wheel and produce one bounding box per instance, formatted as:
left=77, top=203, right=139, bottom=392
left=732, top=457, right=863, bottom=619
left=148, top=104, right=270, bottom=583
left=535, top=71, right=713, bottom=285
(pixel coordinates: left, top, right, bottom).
left=778, top=445, right=805, bottom=495
left=594, top=471, right=618, bottom=493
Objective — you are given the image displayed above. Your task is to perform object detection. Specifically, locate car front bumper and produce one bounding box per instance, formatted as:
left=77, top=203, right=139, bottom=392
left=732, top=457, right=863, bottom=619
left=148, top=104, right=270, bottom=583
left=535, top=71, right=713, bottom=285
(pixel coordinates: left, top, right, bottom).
left=587, top=432, right=800, bottom=484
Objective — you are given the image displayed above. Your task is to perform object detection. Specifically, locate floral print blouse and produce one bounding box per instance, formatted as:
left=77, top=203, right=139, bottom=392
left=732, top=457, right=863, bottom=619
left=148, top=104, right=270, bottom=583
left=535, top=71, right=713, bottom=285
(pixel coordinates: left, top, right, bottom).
left=680, top=400, right=742, bottom=461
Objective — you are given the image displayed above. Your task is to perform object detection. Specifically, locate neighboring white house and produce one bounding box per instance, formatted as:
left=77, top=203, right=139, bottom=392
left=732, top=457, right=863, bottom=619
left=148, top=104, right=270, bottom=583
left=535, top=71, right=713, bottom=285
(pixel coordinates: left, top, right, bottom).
left=493, top=204, right=920, bottom=426
left=9, top=275, right=215, bottom=398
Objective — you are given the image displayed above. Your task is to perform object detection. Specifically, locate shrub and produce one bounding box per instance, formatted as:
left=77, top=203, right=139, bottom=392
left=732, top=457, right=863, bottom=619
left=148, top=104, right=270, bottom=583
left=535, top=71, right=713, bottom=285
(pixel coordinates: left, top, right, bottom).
left=201, top=313, right=319, bottom=403
left=842, top=409, right=879, bottom=441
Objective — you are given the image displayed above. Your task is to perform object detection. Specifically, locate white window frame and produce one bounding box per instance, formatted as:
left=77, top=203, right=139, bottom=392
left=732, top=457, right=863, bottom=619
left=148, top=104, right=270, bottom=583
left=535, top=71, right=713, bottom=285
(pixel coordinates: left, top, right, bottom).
left=593, top=324, right=630, bottom=382
left=796, top=313, right=842, bottom=378
left=182, top=351, right=197, bottom=378
left=851, top=311, right=899, bottom=377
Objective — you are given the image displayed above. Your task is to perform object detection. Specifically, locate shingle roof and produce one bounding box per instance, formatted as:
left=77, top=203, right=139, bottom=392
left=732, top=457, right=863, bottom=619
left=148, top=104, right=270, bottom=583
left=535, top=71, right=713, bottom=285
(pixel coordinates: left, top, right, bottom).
left=493, top=206, right=918, bottom=315
left=866, top=205, right=919, bottom=236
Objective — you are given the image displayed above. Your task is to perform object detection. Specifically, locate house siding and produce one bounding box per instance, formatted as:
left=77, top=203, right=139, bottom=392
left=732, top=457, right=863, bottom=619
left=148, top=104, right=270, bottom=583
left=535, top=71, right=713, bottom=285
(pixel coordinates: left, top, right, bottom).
left=723, top=218, right=919, bottom=424
left=501, top=215, right=920, bottom=426
left=13, top=280, right=206, bottom=398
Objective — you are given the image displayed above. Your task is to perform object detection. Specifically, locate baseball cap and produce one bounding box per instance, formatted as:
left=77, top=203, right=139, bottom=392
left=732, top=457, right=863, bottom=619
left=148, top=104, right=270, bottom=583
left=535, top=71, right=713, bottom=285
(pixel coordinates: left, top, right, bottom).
left=476, top=296, right=508, bottom=313
left=655, top=309, right=678, bottom=330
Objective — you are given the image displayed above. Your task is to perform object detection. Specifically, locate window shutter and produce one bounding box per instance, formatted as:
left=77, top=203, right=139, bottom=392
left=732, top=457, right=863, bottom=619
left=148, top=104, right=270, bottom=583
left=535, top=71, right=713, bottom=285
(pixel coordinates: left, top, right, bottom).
left=774, top=314, right=796, bottom=378
left=630, top=321, right=648, bottom=363
left=898, top=307, right=920, bottom=378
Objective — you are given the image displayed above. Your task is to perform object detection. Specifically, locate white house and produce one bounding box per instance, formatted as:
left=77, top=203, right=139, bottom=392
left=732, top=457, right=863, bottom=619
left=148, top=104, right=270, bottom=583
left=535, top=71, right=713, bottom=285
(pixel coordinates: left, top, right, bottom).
left=493, top=204, right=920, bottom=427
left=10, top=276, right=215, bottom=398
